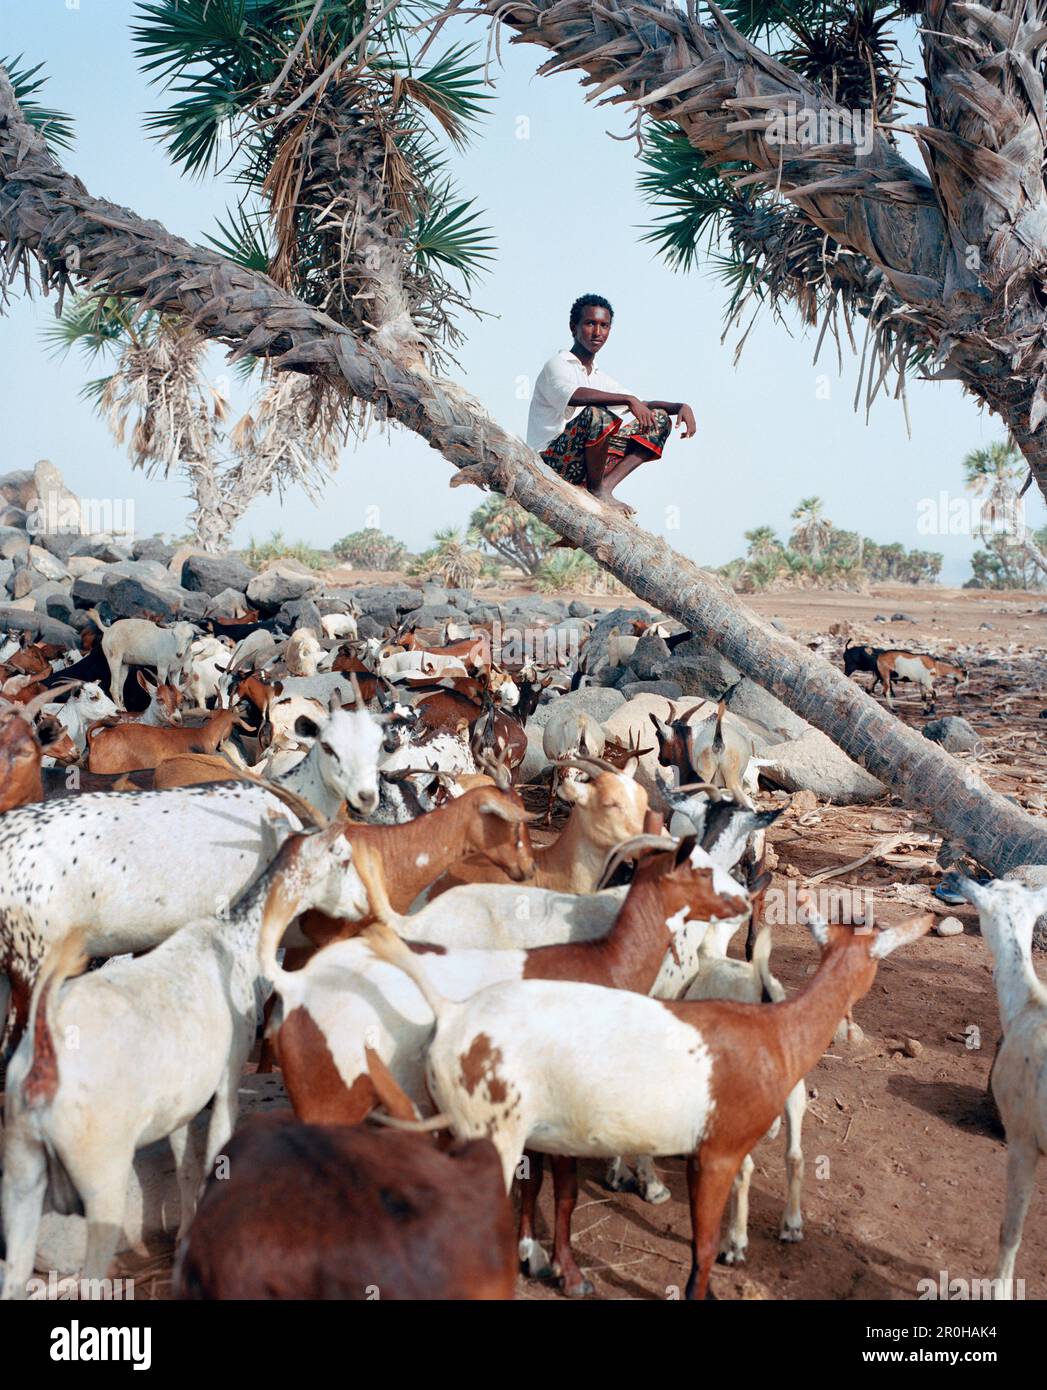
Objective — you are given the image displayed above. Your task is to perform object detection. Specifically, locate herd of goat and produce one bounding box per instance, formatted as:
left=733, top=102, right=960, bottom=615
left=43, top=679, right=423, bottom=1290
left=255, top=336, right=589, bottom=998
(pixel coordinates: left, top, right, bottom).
left=0, top=594, right=1042, bottom=1301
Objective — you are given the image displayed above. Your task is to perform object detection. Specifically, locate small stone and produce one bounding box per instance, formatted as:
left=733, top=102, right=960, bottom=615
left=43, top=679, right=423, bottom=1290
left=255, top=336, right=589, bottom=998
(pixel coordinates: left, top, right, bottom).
left=785, top=863, right=801, bottom=879
left=790, top=788, right=819, bottom=815
left=935, top=916, right=963, bottom=937
left=903, top=1037, right=923, bottom=1059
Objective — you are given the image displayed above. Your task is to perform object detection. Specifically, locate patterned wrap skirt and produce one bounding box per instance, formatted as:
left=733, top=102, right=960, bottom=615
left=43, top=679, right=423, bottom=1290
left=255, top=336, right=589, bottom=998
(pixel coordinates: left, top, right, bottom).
left=540, top=405, right=672, bottom=485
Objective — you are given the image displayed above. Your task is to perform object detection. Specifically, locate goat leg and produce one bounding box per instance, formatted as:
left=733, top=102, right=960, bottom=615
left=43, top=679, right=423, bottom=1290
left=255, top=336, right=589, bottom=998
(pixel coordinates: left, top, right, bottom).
left=684, top=1149, right=738, bottom=1301
left=550, top=1156, right=594, bottom=1298
left=517, top=1150, right=553, bottom=1279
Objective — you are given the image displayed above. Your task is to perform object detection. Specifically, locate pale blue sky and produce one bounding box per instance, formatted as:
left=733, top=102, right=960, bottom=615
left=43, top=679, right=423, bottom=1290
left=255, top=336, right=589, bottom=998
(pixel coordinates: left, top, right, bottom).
left=1, top=0, right=1043, bottom=583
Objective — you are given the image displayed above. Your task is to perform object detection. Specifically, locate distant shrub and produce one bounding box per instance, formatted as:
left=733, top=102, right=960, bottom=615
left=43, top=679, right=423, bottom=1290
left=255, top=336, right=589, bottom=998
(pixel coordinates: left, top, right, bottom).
left=245, top=530, right=327, bottom=570
left=332, top=527, right=407, bottom=570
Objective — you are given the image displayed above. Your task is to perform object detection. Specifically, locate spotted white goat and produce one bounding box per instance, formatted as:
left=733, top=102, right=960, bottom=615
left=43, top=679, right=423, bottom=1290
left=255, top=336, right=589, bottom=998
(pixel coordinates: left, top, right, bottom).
left=0, top=705, right=381, bottom=1055
left=0, top=823, right=361, bottom=1298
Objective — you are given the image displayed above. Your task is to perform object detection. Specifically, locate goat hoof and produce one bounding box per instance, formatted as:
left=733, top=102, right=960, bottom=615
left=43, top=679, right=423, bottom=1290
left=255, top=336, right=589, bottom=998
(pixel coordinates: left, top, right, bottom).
left=778, top=1221, right=804, bottom=1244
left=562, top=1276, right=595, bottom=1298
left=518, top=1239, right=553, bottom=1281
left=641, top=1181, right=671, bottom=1206
left=717, top=1242, right=747, bottom=1266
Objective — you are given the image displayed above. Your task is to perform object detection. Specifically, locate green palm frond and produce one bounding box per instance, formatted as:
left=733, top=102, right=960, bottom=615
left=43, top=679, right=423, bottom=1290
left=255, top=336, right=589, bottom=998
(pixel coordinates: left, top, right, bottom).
left=203, top=204, right=272, bottom=272
left=717, top=0, right=828, bottom=41
left=378, top=44, right=492, bottom=149
left=132, top=0, right=263, bottom=82
left=637, top=127, right=748, bottom=272
left=413, top=187, right=495, bottom=283
left=1, top=54, right=75, bottom=153
left=141, top=72, right=249, bottom=176
left=42, top=296, right=140, bottom=361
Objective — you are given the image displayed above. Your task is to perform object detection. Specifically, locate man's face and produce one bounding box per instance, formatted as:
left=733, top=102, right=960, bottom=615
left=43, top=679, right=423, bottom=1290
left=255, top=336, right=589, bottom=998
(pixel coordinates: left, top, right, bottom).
left=572, top=305, right=612, bottom=356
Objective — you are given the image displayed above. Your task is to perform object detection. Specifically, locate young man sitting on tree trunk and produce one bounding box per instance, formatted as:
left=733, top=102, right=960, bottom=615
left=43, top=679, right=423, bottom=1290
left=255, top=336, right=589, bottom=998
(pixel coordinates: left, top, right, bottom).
left=526, top=293, right=697, bottom=518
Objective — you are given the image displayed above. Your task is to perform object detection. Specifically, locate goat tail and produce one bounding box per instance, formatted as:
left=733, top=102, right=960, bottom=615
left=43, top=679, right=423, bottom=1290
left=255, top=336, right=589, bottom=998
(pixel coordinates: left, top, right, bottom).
left=712, top=699, right=727, bottom=753
left=22, top=930, right=88, bottom=1109
left=751, top=927, right=785, bottom=1004
left=361, top=917, right=450, bottom=1020
left=85, top=606, right=109, bottom=631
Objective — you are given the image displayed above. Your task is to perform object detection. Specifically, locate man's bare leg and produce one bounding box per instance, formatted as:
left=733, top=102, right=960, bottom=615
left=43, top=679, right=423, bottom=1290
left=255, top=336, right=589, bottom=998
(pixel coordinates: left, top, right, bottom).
left=589, top=445, right=652, bottom=514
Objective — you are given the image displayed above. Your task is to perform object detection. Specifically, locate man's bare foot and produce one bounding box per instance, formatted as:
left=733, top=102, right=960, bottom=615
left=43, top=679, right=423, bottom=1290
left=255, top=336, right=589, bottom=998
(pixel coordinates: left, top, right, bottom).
left=593, top=490, right=636, bottom=518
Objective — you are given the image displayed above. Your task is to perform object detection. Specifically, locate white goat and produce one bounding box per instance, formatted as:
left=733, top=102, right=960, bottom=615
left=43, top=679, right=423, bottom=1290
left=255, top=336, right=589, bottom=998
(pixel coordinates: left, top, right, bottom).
left=321, top=612, right=358, bottom=641
left=284, top=627, right=323, bottom=677
left=0, top=823, right=361, bottom=1298
left=90, top=612, right=196, bottom=711
left=957, top=876, right=1047, bottom=1298
left=181, top=635, right=232, bottom=708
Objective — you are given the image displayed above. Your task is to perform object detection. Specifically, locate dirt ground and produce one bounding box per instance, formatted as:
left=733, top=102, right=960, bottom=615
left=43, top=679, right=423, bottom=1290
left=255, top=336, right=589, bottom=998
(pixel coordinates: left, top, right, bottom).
left=52, top=583, right=1047, bottom=1299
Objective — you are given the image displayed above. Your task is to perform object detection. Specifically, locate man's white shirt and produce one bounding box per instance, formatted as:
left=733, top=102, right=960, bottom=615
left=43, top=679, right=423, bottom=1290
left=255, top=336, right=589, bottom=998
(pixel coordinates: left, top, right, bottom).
left=526, top=348, right=628, bottom=452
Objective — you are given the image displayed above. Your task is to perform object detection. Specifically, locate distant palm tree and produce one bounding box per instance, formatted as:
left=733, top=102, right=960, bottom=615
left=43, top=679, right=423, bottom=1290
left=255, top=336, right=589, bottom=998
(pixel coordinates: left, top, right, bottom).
left=962, top=439, right=1047, bottom=579
left=789, top=497, right=832, bottom=564
left=744, top=525, right=780, bottom=562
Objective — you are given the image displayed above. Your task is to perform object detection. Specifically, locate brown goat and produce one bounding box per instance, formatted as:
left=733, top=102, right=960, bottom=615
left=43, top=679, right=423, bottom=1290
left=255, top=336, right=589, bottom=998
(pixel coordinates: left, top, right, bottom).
left=296, top=787, right=536, bottom=952
left=174, top=1056, right=515, bottom=1301
left=87, top=707, right=246, bottom=774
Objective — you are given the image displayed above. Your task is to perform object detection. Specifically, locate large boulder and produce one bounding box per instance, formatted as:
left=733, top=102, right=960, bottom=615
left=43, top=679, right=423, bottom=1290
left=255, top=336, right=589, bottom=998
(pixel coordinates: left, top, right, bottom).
left=759, top=729, right=885, bottom=804
left=30, top=459, right=81, bottom=535
left=69, top=537, right=133, bottom=564
left=26, top=545, right=70, bottom=583
left=0, top=605, right=78, bottom=648
left=627, top=632, right=670, bottom=682
left=182, top=552, right=256, bottom=597
left=582, top=606, right=650, bottom=679
left=923, top=716, right=982, bottom=755
left=529, top=685, right=626, bottom=730
left=65, top=555, right=104, bottom=579
left=274, top=597, right=324, bottom=635
left=133, top=535, right=176, bottom=566
left=0, top=469, right=36, bottom=510
left=205, top=587, right=251, bottom=620
left=0, top=527, right=29, bottom=561
left=654, top=637, right=809, bottom=741
left=105, top=577, right=186, bottom=622
left=246, top=567, right=322, bottom=613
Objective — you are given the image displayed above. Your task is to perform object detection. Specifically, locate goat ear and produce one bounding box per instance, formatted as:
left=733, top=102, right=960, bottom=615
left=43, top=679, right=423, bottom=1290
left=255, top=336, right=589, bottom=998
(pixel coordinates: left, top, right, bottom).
left=869, top=912, right=935, bottom=959
left=137, top=670, right=155, bottom=690
left=294, top=715, right=321, bottom=740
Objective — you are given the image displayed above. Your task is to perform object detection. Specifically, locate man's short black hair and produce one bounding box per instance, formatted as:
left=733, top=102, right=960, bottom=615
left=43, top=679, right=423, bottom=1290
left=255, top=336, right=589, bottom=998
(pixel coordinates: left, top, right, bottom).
left=569, top=294, right=614, bottom=329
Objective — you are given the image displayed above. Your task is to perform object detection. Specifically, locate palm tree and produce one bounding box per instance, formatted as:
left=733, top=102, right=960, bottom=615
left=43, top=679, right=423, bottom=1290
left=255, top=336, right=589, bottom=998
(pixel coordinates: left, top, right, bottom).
left=790, top=497, right=832, bottom=563
left=744, top=525, right=781, bottom=562
left=132, top=0, right=493, bottom=369
left=963, top=439, right=1047, bottom=580
left=3, top=60, right=1047, bottom=874
left=468, top=496, right=558, bottom=575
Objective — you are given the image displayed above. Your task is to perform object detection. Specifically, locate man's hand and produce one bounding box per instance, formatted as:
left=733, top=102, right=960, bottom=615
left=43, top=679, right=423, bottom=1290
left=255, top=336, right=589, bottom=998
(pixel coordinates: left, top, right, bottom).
left=677, top=404, right=697, bottom=439
left=627, top=396, right=657, bottom=432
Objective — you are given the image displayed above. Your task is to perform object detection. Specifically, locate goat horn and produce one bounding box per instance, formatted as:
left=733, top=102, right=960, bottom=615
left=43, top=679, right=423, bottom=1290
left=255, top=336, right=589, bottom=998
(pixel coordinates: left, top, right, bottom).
left=367, top=1111, right=454, bottom=1134
left=673, top=781, right=725, bottom=799
left=596, top=832, right=680, bottom=890
left=226, top=763, right=329, bottom=830
left=17, top=680, right=81, bottom=722
left=555, top=754, right=621, bottom=776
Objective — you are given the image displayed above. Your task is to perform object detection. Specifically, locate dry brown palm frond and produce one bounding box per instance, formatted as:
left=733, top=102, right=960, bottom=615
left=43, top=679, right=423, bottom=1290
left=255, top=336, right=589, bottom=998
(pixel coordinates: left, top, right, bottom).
left=225, top=372, right=344, bottom=510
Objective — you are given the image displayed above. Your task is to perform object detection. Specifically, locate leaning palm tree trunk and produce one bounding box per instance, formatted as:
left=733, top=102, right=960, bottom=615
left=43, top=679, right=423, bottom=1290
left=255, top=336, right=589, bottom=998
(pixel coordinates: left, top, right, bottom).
left=1, top=69, right=1045, bottom=873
